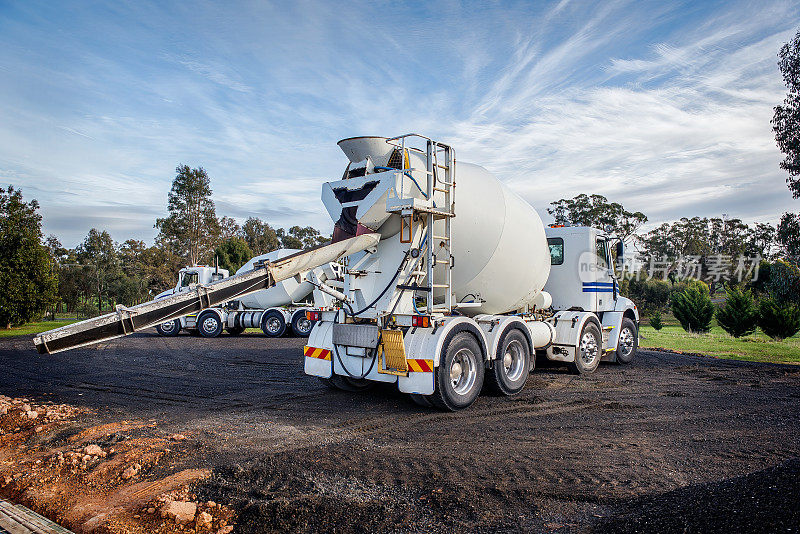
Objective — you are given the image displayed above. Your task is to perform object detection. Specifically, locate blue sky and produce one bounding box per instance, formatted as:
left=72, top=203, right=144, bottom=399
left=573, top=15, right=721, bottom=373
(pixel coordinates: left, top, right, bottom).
left=2, top=0, right=799, bottom=247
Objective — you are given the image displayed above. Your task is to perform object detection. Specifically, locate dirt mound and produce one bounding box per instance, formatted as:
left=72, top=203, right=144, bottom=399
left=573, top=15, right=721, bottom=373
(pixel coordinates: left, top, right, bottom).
left=0, top=395, right=235, bottom=533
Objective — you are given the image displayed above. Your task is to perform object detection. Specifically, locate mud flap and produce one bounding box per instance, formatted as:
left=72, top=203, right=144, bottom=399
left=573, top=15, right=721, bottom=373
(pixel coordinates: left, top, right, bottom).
left=398, top=362, right=435, bottom=395
left=304, top=321, right=334, bottom=378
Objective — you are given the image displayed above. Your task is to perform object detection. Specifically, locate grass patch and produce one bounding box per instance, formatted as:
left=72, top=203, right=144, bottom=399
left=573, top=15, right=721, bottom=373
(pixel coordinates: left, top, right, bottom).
left=640, top=324, right=800, bottom=364
left=0, top=320, right=78, bottom=338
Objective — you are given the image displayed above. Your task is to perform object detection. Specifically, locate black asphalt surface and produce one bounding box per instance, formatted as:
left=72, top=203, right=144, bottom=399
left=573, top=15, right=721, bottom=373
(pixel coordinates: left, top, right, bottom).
left=2, top=329, right=799, bottom=532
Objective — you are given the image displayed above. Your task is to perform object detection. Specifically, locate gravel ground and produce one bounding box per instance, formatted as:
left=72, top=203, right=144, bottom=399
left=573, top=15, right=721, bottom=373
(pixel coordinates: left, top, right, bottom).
left=1, top=330, right=799, bottom=533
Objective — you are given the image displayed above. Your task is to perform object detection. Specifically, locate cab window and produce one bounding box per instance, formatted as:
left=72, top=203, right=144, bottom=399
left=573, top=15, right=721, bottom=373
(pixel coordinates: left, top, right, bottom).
left=596, top=239, right=609, bottom=269
left=547, top=238, right=564, bottom=265
left=180, top=272, right=199, bottom=288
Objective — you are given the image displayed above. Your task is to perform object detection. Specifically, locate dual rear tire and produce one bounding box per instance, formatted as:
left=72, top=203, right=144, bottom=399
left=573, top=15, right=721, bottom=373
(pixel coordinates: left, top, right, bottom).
left=419, top=328, right=532, bottom=411
left=260, top=310, right=287, bottom=337
left=486, top=329, right=531, bottom=396
left=431, top=332, right=485, bottom=411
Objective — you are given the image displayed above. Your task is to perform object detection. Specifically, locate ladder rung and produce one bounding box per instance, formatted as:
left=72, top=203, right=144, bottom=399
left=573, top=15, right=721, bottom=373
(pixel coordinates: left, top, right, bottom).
left=432, top=187, right=450, bottom=193
left=434, top=259, right=450, bottom=265
left=432, top=235, right=450, bottom=241
left=431, top=284, right=450, bottom=288
left=410, top=270, right=426, bottom=276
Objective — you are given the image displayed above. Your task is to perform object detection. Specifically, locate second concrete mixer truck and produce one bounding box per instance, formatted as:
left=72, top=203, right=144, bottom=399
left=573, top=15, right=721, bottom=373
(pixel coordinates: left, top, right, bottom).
left=153, top=250, right=344, bottom=338
left=34, top=133, right=639, bottom=411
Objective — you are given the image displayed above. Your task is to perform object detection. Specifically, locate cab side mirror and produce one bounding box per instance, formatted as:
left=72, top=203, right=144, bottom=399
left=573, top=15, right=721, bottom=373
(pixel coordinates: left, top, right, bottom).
left=616, top=240, right=624, bottom=259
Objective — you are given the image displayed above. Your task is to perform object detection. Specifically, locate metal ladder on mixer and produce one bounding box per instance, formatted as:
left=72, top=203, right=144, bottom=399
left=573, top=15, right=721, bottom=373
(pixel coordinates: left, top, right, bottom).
left=386, top=134, right=456, bottom=315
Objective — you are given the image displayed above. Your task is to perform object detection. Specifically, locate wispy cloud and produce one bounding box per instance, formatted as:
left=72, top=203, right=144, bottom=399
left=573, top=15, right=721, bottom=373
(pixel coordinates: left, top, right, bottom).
left=0, top=0, right=798, bottom=246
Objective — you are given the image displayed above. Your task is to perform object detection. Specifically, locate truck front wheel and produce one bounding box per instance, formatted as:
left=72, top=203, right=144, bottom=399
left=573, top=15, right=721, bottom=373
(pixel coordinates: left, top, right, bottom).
left=156, top=319, right=181, bottom=337
left=615, top=318, right=638, bottom=364
left=486, top=329, right=530, bottom=396
left=260, top=310, right=287, bottom=337
left=569, top=322, right=602, bottom=375
left=432, top=332, right=485, bottom=411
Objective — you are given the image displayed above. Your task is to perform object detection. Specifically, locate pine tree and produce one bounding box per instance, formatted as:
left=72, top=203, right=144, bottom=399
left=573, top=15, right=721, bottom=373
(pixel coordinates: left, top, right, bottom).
left=671, top=281, right=714, bottom=333
left=715, top=288, right=757, bottom=338
left=758, top=298, right=800, bottom=341
left=649, top=311, right=664, bottom=331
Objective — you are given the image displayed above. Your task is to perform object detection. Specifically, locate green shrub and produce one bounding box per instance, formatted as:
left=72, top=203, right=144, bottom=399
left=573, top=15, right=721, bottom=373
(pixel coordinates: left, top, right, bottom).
left=715, top=288, right=757, bottom=338
left=649, top=311, right=663, bottom=330
left=671, top=280, right=714, bottom=333
left=620, top=277, right=671, bottom=316
left=758, top=298, right=800, bottom=341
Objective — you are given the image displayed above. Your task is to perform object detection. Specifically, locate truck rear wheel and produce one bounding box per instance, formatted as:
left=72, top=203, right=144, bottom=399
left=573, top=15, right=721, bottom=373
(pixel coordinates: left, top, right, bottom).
left=569, top=322, right=602, bottom=375
left=197, top=312, right=223, bottom=338
left=290, top=309, right=314, bottom=337
left=432, top=332, right=485, bottom=411
left=486, top=329, right=530, bottom=396
left=260, top=310, right=287, bottom=337
left=616, top=318, right=638, bottom=364
left=156, top=319, right=181, bottom=337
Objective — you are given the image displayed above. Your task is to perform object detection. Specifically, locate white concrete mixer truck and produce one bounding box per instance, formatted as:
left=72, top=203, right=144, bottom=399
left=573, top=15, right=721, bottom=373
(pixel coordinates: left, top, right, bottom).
left=153, top=250, right=343, bottom=338
left=33, top=133, right=638, bottom=412
left=302, top=134, right=639, bottom=410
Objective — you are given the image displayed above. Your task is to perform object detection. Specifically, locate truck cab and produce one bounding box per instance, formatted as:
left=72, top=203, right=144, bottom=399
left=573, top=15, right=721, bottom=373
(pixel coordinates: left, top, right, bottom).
left=154, top=266, right=229, bottom=335
left=176, top=266, right=228, bottom=290
left=543, top=225, right=639, bottom=365
left=544, top=226, right=619, bottom=313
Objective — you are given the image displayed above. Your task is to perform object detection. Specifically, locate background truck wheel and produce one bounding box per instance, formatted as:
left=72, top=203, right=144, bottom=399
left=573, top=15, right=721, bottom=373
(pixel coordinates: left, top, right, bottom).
left=486, top=329, right=530, bottom=396
left=156, top=319, right=181, bottom=337
left=432, top=332, right=485, bottom=411
left=615, top=318, right=638, bottom=364
left=197, top=312, right=223, bottom=338
left=328, top=375, right=374, bottom=392
left=227, top=326, right=245, bottom=336
left=410, top=394, right=433, bottom=407
left=260, top=310, right=287, bottom=337
left=569, top=322, right=602, bottom=375
left=290, top=309, right=314, bottom=337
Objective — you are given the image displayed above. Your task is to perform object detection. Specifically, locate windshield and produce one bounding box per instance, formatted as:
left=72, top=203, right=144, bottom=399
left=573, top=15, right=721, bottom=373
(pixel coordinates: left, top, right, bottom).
left=180, top=271, right=199, bottom=288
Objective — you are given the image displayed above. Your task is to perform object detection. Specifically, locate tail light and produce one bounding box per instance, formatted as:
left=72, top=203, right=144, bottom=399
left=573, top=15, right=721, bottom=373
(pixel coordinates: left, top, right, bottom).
left=306, top=310, right=321, bottom=321
left=411, top=315, right=430, bottom=328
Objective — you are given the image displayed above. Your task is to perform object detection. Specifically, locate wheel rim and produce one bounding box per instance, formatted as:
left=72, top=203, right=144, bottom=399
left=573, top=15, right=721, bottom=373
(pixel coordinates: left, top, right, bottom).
left=618, top=327, right=635, bottom=357
left=450, top=348, right=477, bottom=395
left=295, top=317, right=312, bottom=334
left=202, top=317, right=218, bottom=334
left=266, top=317, right=281, bottom=334
left=503, top=339, right=525, bottom=382
left=160, top=322, right=174, bottom=333
left=579, top=331, right=599, bottom=366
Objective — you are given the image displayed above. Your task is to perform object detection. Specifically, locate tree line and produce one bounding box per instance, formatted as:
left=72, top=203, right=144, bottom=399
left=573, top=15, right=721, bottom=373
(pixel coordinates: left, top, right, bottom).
left=0, top=165, right=329, bottom=326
